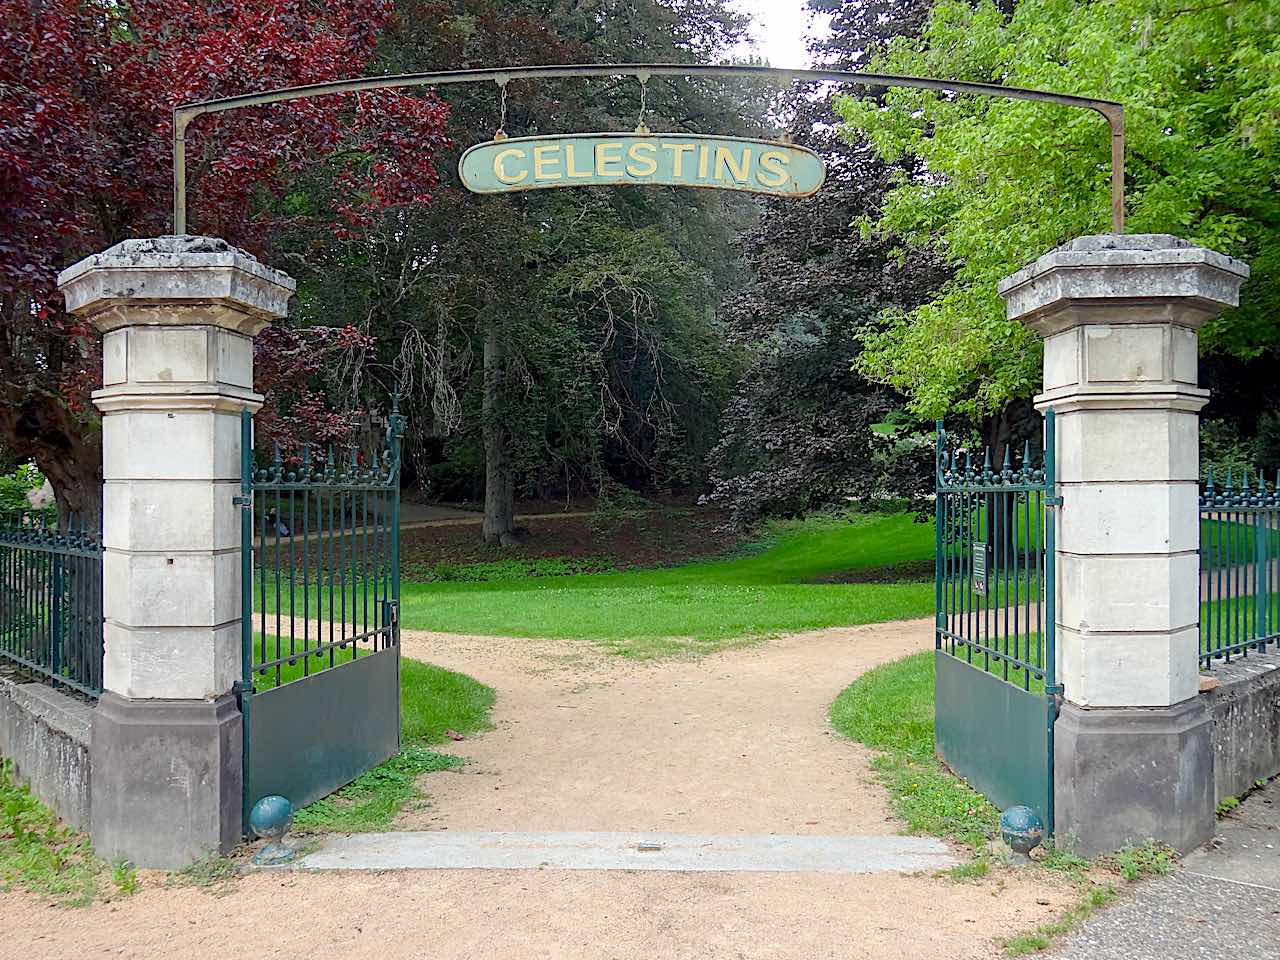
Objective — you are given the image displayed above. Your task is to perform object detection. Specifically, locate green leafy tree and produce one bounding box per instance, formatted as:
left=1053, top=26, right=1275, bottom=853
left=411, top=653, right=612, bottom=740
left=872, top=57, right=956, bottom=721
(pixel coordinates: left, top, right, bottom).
left=838, top=0, right=1280, bottom=427
left=276, top=0, right=762, bottom=544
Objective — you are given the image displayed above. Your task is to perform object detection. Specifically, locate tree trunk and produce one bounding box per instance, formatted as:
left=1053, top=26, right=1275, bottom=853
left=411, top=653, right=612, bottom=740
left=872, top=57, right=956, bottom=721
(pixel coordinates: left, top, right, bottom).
left=41, top=444, right=102, bottom=529
left=481, top=319, right=517, bottom=546
left=0, top=397, right=103, bottom=528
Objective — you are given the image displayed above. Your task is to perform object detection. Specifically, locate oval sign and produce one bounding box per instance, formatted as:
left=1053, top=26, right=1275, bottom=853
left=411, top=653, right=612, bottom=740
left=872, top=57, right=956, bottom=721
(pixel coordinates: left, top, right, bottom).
left=459, top=133, right=826, bottom=198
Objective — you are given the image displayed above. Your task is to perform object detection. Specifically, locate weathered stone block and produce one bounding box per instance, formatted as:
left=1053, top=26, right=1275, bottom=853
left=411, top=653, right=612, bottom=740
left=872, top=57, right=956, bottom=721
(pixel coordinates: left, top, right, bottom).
left=1200, top=650, right=1280, bottom=803
left=102, top=622, right=241, bottom=701
left=1059, top=552, right=1200, bottom=635
left=90, top=693, right=242, bottom=869
left=102, top=548, right=240, bottom=630
left=1084, top=325, right=1165, bottom=383
left=1054, top=698, right=1214, bottom=857
left=103, top=329, right=127, bottom=386
left=1054, top=408, right=1200, bottom=484
left=999, top=233, right=1250, bottom=335
left=1059, top=481, right=1200, bottom=555
left=1044, top=329, right=1080, bottom=390
left=214, top=329, right=254, bottom=388
left=127, top=327, right=209, bottom=383
left=1058, top=625, right=1200, bottom=707
left=102, top=479, right=239, bottom=553
left=101, top=408, right=243, bottom=482
left=0, top=675, right=92, bottom=830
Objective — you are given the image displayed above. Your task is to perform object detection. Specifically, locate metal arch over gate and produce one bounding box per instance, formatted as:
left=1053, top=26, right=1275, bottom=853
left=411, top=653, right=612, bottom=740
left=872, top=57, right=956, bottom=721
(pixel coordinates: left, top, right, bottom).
left=237, top=407, right=404, bottom=823
left=170, top=63, right=1127, bottom=235
left=934, top=413, right=1060, bottom=834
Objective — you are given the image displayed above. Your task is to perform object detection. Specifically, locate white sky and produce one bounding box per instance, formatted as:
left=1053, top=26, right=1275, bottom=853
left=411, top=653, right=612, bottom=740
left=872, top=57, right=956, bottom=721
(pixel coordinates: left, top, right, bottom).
left=729, top=0, right=831, bottom=68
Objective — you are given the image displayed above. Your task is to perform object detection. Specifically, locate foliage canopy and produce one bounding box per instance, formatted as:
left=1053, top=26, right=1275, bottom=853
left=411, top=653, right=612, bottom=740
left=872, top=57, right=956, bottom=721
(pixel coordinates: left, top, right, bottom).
left=838, top=0, right=1280, bottom=420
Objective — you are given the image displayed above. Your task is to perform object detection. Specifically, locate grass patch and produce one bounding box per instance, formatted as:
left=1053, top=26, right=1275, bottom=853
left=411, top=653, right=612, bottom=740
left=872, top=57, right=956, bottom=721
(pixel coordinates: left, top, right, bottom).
left=404, top=556, right=617, bottom=583
left=0, top=760, right=102, bottom=905
left=828, top=650, right=999, bottom=848
left=1098, top=841, right=1177, bottom=881
left=399, top=658, right=495, bottom=743
left=400, top=512, right=936, bottom=655
left=1002, top=884, right=1117, bottom=957
left=288, top=657, right=495, bottom=833
left=946, top=858, right=991, bottom=880
left=292, top=746, right=464, bottom=832
left=166, top=852, right=241, bottom=897
left=996, top=840, right=1178, bottom=955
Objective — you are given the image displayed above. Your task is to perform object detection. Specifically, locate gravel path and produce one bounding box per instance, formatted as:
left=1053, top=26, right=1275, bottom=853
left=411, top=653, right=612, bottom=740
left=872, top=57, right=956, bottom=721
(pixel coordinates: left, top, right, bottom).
left=1, top=619, right=1078, bottom=959
left=393, top=620, right=932, bottom=835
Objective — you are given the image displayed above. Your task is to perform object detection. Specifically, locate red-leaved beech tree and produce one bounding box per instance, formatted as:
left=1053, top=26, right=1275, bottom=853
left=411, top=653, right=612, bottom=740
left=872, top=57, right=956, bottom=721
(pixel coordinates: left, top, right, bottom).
left=0, top=0, right=450, bottom=519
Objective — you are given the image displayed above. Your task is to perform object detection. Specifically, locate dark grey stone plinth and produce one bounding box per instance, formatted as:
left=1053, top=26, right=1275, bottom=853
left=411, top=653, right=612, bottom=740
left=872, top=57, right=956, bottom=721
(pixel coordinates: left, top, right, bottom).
left=90, top=693, right=242, bottom=869
left=1054, top=699, right=1214, bottom=857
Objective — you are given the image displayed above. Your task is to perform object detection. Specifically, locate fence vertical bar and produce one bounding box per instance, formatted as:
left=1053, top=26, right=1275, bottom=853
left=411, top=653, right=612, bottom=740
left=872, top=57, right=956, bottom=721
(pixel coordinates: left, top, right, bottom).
left=50, top=553, right=62, bottom=686
left=1255, top=486, right=1267, bottom=648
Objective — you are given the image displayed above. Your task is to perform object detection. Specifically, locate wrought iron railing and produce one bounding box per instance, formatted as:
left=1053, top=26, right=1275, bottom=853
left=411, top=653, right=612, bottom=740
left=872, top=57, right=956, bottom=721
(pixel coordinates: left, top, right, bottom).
left=935, top=413, right=1057, bottom=693
left=0, top=511, right=104, bottom=697
left=1199, top=469, right=1280, bottom=668
left=242, top=411, right=402, bottom=691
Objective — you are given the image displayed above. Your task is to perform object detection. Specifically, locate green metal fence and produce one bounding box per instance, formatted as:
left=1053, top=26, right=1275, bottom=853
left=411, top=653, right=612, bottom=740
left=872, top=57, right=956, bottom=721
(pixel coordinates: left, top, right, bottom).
left=241, top=414, right=402, bottom=688
left=1200, top=469, right=1280, bottom=668
left=934, top=412, right=1059, bottom=832
left=0, top=510, right=103, bottom=697
left=935, top=415, right=1058, bottom=692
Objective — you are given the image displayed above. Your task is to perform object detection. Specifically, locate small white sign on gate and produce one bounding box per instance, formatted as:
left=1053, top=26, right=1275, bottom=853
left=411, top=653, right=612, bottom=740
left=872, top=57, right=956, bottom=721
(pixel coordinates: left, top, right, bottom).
left=973, top=542, right=988, bottom=596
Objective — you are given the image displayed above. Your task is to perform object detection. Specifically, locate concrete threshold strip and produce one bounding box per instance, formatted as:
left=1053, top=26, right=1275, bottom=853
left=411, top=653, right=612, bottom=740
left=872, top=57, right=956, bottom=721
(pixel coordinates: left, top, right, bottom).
left=283, top=831, right=958, bottom=874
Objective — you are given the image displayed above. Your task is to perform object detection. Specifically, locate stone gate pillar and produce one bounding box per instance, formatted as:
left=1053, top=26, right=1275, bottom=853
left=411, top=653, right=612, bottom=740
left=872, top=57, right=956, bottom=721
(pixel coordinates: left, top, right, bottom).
left=58, top=236, right=294, bottom=868
left=1000, top=234, right=1249, bottom=855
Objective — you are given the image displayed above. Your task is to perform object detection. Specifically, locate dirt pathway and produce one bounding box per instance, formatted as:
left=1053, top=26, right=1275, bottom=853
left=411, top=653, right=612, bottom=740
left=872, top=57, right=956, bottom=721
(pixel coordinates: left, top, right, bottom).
left=1, top=620, right=1078, bottom=959
left=395, top=620, right=935, bottom=835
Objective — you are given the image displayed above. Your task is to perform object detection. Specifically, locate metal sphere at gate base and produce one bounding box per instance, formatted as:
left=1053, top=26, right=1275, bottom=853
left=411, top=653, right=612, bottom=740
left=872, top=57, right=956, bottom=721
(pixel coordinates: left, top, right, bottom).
left=1000, top=805, right=1044, bottom=856
left=250, top=794, right=293, bottom=840
left=250, top=795, right=296, bottom=865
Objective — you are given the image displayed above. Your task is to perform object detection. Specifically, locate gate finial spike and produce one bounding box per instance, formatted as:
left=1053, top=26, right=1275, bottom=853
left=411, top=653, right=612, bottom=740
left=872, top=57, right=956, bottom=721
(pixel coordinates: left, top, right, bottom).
left=1243, top=470, right=1251, bottom=493
left=1226, top=467, right=1234, bottom=490
left=1022, top=440, right=1031, bottom=467
left=1206, top=466, right=1215, bottom=493
left=272, top=442, right=282, bottom=467
left=982, top=448, right=992, bottom=475
left=1001, top=446, right=1011, bottom=472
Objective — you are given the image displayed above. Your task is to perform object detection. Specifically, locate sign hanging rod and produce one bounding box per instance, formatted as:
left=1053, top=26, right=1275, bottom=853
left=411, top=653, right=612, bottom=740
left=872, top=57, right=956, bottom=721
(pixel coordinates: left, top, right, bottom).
left=172, top=62, right=1125, bottom=234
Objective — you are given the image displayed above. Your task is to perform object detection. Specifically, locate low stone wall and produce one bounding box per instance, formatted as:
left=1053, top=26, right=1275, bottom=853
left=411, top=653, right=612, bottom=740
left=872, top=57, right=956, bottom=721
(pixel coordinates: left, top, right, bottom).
left=0, top=671, right=93, bottom=830
left=1203, top=650, right=1280, bottom=803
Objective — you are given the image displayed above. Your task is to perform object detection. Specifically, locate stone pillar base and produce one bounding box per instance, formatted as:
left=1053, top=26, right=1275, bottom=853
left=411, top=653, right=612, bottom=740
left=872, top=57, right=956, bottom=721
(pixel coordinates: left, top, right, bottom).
left=1054, top=699, right=1214, bottom=856
left=90, top=693, right=242, bottom=868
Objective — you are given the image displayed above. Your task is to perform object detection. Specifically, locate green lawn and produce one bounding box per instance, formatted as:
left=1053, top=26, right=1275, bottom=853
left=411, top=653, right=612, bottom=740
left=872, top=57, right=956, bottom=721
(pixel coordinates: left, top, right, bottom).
left=828, top=651, right=998, bottom=847
left=398, top=512, right=937, bottom=656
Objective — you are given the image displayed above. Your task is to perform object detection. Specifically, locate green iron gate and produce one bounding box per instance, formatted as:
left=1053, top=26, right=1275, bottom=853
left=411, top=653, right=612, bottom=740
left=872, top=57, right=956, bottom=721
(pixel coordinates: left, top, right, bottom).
left=237, top=407, right=403, bottom=824
left=935, top=412, right=1059, bottom=834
